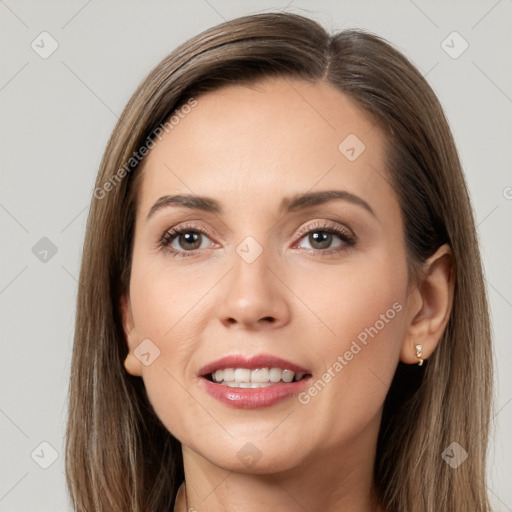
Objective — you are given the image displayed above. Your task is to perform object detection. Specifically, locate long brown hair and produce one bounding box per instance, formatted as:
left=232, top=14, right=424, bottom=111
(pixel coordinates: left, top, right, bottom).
left=65, top=12, right=492, bottom=511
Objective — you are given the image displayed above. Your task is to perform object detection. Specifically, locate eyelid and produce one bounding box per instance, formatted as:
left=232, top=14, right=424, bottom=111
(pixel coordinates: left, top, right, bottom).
left=293, top=219, right=355, bottom=241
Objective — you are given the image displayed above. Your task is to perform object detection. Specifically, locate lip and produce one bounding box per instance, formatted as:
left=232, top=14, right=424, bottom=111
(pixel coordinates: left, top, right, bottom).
left=200, top=377, right=312, bottom=409
left=198, top=354, right=312, bottom=409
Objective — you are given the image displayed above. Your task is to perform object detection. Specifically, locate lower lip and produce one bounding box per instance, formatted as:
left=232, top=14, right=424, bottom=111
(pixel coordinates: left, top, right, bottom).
left=200, top=377, right=311, bottom=409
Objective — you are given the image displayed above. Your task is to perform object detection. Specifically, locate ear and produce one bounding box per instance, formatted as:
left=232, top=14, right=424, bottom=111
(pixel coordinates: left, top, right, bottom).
left=400, top=244, right=455, bottom=365
left=120, top=294, right=143, bottom=377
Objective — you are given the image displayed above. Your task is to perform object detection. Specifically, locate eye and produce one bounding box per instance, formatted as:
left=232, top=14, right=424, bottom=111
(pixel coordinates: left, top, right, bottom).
left=160, top=223, right=215, bottom=258
left=159, top=220, right=356, bottom=259
left=294, top=221, right=356, bottom=255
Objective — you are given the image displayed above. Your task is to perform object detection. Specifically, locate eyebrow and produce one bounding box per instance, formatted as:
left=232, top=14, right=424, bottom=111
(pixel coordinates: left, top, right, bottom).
left=146, top=189, right=376, bottom=221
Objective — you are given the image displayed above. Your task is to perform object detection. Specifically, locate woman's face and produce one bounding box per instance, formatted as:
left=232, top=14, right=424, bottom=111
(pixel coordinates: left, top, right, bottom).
left=122, top=78, right=412, bottom=474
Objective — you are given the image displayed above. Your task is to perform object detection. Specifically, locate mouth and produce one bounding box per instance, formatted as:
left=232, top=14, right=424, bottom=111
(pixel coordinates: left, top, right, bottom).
left=197, top=354, right=312, bottom=408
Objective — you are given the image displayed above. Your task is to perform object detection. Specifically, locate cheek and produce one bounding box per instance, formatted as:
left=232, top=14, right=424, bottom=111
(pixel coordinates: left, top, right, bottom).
left=128, top=261, right=206, bottom=369
left=128, top=250, right=226, bottom=351
left=289, top=247, right=407, bottom=358
left=289, top=251, right=408, bottom=434
left=127, top=257, right=225, bottom=439
left=129, top=256, right=200, bottom=338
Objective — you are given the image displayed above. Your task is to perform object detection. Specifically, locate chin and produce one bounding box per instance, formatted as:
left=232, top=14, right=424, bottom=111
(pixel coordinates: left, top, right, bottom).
left=188, top=433, right=309, bottom=475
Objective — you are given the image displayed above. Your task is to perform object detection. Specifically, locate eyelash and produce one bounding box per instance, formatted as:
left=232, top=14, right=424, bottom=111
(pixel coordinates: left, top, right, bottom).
left=159, top=221, right=356, bottom=259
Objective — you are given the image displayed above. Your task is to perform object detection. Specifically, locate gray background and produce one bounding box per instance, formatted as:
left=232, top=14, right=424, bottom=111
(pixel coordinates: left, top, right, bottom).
left=1, top=1, right=511, bottom=510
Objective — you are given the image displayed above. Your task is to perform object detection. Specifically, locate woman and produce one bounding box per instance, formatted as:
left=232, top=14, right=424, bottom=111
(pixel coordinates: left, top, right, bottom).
left=65, top=12, right=493, bottom=512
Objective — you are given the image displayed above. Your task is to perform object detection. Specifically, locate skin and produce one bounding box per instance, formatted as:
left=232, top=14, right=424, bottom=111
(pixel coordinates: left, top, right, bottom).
left=121, top=77, right=454, bottom=512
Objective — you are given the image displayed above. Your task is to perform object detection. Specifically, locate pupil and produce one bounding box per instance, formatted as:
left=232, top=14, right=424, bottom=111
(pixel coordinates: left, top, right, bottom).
left=181, top=232, right=200, bottom=249
left=310, top=232, right=331, bottom=249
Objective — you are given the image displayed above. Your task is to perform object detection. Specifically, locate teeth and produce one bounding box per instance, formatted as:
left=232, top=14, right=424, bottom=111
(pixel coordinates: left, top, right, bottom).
left=233, top=368, right=251, bottom=383
left=282, top=369, right=294, bottom=383
left=251, top=368, right=269, bottom=383
left=225, top=381, right=274, bottom=388
left=269, top=368, right=282, bottom=383
left=223, top=368, right=234, bottom=382
left=211, top=367, right=306, bottom=386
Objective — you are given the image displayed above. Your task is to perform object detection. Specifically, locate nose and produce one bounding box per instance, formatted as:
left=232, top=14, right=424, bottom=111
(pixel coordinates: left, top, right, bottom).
left=216, top=243, right=291, bottom=331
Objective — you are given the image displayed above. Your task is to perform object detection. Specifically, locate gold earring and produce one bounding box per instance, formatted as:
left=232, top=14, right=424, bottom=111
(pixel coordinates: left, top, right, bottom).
left=415, top=344, right=424, bottom=366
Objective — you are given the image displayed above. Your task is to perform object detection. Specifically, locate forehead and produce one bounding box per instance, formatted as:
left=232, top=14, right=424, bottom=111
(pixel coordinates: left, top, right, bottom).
left=137, top=77, right=395, bottom=220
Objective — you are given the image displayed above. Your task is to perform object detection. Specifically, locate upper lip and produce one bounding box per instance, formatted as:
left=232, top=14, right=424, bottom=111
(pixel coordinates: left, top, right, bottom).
left=198, top=354, right=310, bottom=377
